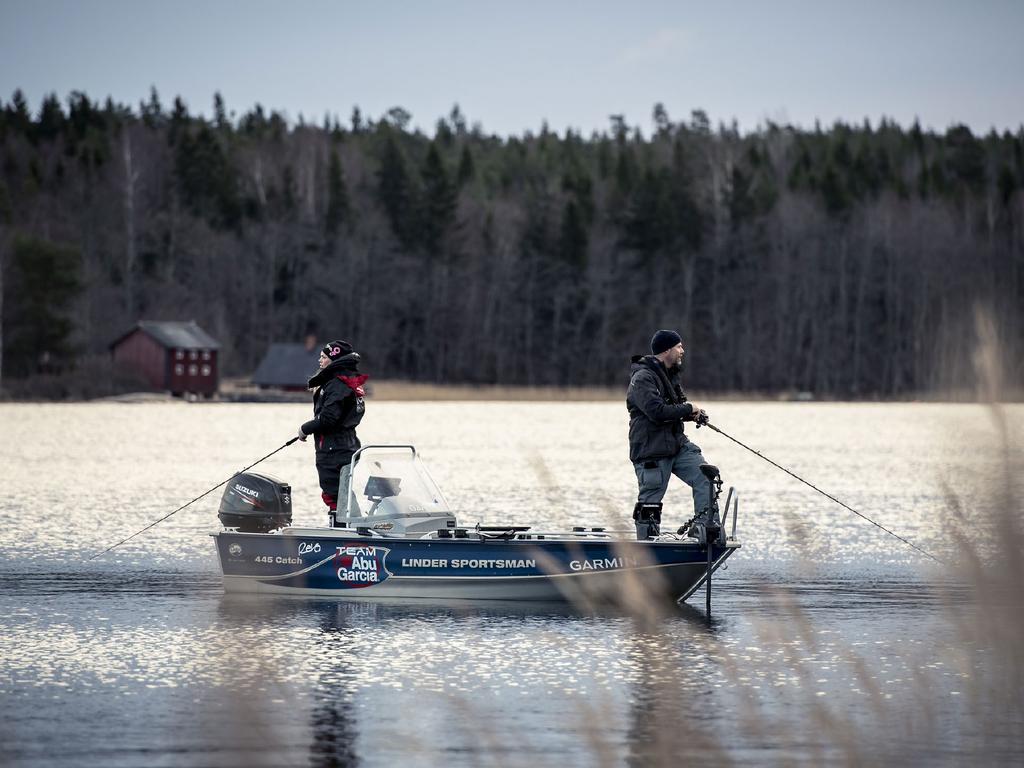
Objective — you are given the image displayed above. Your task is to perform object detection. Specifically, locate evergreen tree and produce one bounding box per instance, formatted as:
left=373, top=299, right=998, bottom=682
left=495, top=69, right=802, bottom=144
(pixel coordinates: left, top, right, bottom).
left=0, top=179, right=11, bottom=223
left=609, top=114, right=628, bottom=144
left=945, top=124, right=986, bottom=193
left=561, top=162, right=594, bottom=224
left=420, top=142, right=456, bottom=259
left=457, top=144, right=475, bottom=187
left=325, top=149, right=350, bottom=235
left=614, top=146, right=636, bottom=198
left=449, top=104, right=467, bottom=135
left=168, top=96, right=189, bottom=144
left=690, top=109, right=711, bottom=135
left=67, top=91, right=101, bottom=143
left=2, top=237, right=81, bottom=376
left=728, top=166, right=756, bottom=229
left=652, top=102, right=670, bottom=135
left=820, top=165, right=849, bottom=216
left=997, top=165, right=1016, bottom=207
left=670, top=139, right=704, bottom=250
left=376, top=132, right=416, bottom=248
left=175, top=123, right=240, bottom=227
left=909, top=119, right=925, bottom=155
left=268, top=111, right=286, bottom=143
left=7, top=90, right=31, bottom=133
left=622, top=168, right=672, bottom=259
left=280, top=165, right=297, bottom=215
left=213, top=92, right=229, bottom=130
left=597, top=138, right=612, bottom=180
left=558, top=199, right=588, bottom=268
left=141, top=86, right=163, bottom=128
left=385, top=107, right=412, bottom=131
left=35, top=93, right=64, bottom=142
left=435, top=118, right=454, bottom=147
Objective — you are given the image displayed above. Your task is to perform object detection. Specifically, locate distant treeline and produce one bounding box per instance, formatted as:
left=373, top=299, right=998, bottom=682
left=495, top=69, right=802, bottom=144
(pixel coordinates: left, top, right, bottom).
left=0, top=89, right=1021, bottom=396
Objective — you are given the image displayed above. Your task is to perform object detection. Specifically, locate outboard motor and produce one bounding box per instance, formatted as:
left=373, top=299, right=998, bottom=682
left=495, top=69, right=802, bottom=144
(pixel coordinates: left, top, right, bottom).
left=218, top=472, right=292, bottom=532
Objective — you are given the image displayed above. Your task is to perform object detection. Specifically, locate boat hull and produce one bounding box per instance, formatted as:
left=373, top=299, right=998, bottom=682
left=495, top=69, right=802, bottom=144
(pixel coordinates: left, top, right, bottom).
left=213, top=530, right=739, bottom=603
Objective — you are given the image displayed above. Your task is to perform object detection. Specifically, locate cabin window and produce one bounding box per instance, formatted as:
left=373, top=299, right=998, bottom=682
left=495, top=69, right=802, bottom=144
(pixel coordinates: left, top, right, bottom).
left=190, top=350, right=198, bottom=361
left=201, top=365, right=211, bottom=377
left=188, top=364, right=198, bottom=376
left=176, top=349, right=184, bottom=360
left=202, top=350, right=211, bottom=361
left=175, top=364, right=184, bottom=375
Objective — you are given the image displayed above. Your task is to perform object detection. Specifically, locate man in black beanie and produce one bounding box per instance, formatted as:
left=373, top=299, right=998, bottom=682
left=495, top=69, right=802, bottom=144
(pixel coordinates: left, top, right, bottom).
left=298, top=340, right=367, bottom=525
left=626, top=330, right=710, bottom=539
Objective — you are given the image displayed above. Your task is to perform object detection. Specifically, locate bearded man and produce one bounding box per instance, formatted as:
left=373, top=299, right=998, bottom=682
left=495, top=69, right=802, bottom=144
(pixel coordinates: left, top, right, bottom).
left=626, top=330, right=711, bottom=540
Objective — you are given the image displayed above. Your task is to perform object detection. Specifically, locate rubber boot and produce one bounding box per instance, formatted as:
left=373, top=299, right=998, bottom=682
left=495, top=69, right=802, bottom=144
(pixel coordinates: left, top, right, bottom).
left=633, top=502, right=663, bottom=540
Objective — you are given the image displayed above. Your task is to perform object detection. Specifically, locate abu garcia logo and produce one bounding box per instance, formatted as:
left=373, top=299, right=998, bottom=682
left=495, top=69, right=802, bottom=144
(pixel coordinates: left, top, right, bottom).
left=333, top=545, right=391, bottom=588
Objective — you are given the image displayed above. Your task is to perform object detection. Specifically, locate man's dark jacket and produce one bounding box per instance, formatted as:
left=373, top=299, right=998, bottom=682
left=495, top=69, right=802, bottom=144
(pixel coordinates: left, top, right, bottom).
left=301, top=353, right=366, bottom=460
left=626, top=355, right=696, bottom=463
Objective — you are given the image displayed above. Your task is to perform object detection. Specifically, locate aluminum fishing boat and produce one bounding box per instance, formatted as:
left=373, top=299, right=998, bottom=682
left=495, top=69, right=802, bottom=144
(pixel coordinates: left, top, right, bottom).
left=212, top=445, right=740, bottom=604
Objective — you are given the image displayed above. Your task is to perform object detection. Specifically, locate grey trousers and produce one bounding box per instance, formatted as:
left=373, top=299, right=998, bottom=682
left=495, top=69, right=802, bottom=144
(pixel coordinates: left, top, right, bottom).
left=633, top=441, right=711, bottom=515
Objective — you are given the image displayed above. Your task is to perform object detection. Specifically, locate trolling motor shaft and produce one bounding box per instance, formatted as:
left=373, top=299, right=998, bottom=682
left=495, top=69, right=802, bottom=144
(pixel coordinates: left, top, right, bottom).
left=682, top=464, right=725, bottom=616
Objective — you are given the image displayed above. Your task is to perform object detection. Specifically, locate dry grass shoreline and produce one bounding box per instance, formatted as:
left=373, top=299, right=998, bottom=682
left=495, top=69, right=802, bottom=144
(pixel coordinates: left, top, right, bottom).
left=2, top=375, right=1022, bottom=403
left=363, top=380, right=1024, bottom=403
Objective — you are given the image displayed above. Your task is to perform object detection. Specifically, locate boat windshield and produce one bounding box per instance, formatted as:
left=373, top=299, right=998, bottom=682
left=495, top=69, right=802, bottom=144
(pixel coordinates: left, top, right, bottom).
left=343, top=446, right=451, bottom=518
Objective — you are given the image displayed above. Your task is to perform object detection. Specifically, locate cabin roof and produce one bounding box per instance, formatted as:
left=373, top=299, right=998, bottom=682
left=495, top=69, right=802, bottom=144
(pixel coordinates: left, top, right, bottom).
left=252, top=342, right=318, bottom=387
left=111, top=320, right=221, bottom=351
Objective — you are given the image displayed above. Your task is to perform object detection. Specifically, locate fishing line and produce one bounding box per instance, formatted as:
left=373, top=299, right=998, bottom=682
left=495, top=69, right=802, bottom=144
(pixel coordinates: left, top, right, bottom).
left=700, top=420, right=942, bottom=564
left=88, top=437, right=300, bottom=561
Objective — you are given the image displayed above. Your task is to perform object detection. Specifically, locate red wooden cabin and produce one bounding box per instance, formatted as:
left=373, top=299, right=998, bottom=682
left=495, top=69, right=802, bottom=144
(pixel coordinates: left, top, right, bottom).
left=110, top=321, right=221, bottom=397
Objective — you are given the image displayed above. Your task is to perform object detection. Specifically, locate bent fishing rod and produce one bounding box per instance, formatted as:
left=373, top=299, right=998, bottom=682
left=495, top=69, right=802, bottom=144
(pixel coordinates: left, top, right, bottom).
left=697, top=417, right=941, bottom=564
left=89, top=436, right=300, bottom=561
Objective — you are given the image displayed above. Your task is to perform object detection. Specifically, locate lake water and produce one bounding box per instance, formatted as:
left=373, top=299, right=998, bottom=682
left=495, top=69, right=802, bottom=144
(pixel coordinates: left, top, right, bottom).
left=1, top=401, right=1022, bottom=766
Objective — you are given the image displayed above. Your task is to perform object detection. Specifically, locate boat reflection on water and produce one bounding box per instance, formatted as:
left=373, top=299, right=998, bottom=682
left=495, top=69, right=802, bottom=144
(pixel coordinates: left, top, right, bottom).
left=213, top=587, right=735, bottom=766
left=206, top=442, right=743, bottom=764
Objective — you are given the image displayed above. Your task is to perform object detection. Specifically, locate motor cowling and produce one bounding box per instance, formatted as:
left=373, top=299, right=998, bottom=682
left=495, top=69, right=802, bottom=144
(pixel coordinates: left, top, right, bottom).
left=218, top=472, right=292, bottom=532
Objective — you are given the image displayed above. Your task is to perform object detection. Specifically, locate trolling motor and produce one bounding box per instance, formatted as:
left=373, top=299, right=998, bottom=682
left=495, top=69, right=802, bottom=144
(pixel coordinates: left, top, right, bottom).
left=679, top=464, right=726, bottom=547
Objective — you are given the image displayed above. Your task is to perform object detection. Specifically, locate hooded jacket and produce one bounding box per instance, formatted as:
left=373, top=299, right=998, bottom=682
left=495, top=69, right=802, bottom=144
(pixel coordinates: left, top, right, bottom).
left=626, top=355, right=697, bottom=463
left=301, top=353, right=367, bottom=458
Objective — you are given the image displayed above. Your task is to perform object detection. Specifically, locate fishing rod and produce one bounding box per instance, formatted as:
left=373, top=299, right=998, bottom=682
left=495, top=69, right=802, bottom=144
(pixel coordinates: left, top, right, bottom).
left=88, top=436, right=300, bottom=561
left=697, top=416, right=941, bottom=564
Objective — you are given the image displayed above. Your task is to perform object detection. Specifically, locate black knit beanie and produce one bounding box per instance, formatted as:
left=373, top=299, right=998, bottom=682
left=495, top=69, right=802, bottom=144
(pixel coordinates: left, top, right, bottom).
left=651, top=330, right=682, bottom=355
left=322, top=340, right=354, bottom=360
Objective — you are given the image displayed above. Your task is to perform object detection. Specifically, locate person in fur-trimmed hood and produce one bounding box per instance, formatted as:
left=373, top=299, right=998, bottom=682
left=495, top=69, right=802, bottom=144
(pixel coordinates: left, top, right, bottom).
left=298, top=340, right=367, bottom=522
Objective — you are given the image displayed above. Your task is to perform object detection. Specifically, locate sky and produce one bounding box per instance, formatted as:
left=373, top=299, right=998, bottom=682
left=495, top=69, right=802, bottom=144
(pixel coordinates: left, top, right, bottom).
left=1, top=0, right=1021, bottom=137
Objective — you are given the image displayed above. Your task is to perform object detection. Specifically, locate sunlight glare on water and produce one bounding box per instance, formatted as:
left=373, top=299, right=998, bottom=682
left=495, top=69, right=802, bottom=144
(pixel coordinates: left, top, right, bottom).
left=1, top=401, right=1021, bottom=766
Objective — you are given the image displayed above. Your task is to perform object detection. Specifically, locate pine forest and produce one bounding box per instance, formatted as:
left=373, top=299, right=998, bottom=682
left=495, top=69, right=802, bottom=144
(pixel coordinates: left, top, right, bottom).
left=0, top=89, right=1021, bottom=397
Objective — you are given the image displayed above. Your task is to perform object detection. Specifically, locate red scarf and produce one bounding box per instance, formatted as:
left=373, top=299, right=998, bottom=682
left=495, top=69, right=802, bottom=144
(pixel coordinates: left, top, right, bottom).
left=338, top=374, right=369, bottom=397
